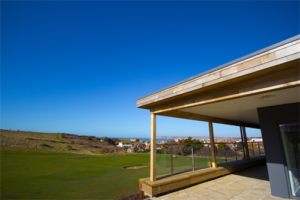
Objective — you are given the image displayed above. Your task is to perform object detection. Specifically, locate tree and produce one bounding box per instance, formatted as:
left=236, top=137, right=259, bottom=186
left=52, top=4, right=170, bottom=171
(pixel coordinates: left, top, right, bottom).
left=236, top=143, right=244, bottom=150
left=179, top=137, right=204, bottom=155
left=179, top=137, right=203, bottom=147
left=156, top=149, right=163, bottom=154
left=217, top=143, right=228, bottom=149
left=165, top=140, right=184, bottom=155
left=122, top=146, right=129, bottom=152
left=102, top=137, right=114, bottom=145
left=112, top=138, right=120, bottom=145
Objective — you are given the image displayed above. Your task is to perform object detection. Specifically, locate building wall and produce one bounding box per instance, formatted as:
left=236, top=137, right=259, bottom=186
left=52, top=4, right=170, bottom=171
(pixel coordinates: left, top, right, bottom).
left=257, top=102, right=300, bottom=199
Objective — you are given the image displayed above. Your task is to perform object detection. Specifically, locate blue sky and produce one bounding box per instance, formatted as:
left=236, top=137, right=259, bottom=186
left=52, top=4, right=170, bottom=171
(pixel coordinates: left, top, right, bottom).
left=1, top=1, right=299, bottom=138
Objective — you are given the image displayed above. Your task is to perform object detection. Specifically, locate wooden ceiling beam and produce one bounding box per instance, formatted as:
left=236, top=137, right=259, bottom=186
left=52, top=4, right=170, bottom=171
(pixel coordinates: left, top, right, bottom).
left=157, top=110, right=260, bottom=129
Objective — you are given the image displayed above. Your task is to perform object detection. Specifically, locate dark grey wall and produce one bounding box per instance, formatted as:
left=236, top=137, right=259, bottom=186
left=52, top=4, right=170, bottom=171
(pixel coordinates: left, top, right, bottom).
left=257, top=102, right=300, bottom=199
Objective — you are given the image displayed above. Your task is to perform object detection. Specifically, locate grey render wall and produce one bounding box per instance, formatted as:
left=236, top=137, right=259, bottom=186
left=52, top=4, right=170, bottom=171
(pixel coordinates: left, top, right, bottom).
left=257, top=103, right=300, bottom=199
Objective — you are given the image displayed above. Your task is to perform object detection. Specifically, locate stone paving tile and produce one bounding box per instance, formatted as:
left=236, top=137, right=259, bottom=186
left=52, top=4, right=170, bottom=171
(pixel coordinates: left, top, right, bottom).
left=189, top=187, right=216, bottom=197
left=204, top=184, right=227, bottom=192
left=151, top=165, right=288, bottom=200
left=256, top=181, right=271, bottom=189
left=225, top=182, right=249, bottom=192
left=217, top=187, right=243, bottom=197
left=231, top=192, right=262, bottom=200
left=201, top=190, right=232, bottom=200
left=237, top=178, right=262, bottom=187
left=239, top=188, right=269, bottom=199
left=260, top=194, right=286, bottom=200
left=230, top=197, right=248, bottom=200
left=198, top=180, right=219, bottom=188
left=213, top=176, right=238, bottom=186
left=251, top=185, right=271, bottom=193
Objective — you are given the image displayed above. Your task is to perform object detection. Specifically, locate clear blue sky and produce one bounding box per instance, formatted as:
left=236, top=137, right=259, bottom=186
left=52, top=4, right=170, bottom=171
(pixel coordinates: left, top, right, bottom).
left=1, top=1, right=299, bottom=138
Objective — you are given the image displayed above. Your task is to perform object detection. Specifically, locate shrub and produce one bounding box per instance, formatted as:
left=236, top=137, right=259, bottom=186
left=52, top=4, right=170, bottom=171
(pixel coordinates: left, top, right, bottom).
left=108, top=149, right=114, bottom=154
left=66, top=145, right=72, bottom=150
left=40, top=144, right=52, bottom=148
left=99, top=147, right=108, bottom=154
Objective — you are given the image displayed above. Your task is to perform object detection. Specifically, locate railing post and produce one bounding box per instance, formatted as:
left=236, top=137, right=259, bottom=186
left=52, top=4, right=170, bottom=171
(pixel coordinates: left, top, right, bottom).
left=150, top=113, right=156, bottom=181
left=209, top=122, right=217, bottom=168
left=241, top=126, right=250, bottom=161
left=235, top=144, right=237, bottom=161
left=208, top=143, right=211, bottom=168
left=258, top=142, right=261, bottom=156
left=192, top=144, right=195, bottom=171
left=240, top=127, right=245, bottom=160
left=252, top=142, right=255, bottom=158
left=224, top=143, right=227, bottom=163
left=170, top=145, right=174, bottom=175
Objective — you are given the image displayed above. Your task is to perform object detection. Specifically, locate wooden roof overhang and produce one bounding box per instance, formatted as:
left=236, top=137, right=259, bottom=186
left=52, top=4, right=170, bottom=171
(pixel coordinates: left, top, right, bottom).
left=137, top=35, right=300, bottom=129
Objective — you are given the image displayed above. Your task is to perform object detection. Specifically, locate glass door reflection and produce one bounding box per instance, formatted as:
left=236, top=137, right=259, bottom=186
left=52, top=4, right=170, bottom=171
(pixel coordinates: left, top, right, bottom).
left=280, top=123, right=300, bottom=198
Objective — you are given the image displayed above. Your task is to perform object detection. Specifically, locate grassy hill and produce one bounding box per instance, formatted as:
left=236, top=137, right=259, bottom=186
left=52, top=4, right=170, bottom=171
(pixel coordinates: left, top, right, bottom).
left=0, top=130, right=122, bottom=155
left=0, top=130, right=216, bottom=199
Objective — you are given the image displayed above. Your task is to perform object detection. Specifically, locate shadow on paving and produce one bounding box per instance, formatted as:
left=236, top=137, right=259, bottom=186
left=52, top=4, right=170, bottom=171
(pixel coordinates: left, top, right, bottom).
left=233, top=163, right=269, bottom=181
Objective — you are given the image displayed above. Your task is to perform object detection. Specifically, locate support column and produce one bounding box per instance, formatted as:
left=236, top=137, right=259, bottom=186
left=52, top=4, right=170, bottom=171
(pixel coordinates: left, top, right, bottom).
left=209, top=122, right=217, bottom=168
left=240, top=126, right=245, bottom=160
left=242, top=126, right=250, bottom=161
left=150, top=113, right=157, bottom=181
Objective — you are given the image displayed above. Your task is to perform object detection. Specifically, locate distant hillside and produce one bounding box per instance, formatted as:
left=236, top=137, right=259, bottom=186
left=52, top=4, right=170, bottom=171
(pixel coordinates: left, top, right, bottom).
left=0, top=130, right=124, bottom=155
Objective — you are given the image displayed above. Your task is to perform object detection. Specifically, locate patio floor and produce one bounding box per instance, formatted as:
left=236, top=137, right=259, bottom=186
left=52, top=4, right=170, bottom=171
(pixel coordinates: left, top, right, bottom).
left=149, top=164, right=286, bottom=200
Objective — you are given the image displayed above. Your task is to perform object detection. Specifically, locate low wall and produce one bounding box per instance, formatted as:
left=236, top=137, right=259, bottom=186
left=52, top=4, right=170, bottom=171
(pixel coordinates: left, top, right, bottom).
left=139, top=157, right=266, bottom=197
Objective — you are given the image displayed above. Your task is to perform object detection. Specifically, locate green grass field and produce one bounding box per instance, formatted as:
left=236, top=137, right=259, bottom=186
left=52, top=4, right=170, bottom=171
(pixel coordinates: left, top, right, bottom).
left=1, top=150, right=215, bottom=199
left=1, top=151, right=149, bottom=199
left=0, top=130, right=230, bottom=199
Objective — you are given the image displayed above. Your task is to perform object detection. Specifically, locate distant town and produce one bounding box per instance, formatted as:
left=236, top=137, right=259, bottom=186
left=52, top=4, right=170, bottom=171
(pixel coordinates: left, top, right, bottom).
left=101, top=135, right=263, bottom=153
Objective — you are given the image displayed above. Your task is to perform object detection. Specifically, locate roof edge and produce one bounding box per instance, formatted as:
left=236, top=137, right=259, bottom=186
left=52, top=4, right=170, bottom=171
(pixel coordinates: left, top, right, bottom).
left=137, top=34, right=300, bottom=101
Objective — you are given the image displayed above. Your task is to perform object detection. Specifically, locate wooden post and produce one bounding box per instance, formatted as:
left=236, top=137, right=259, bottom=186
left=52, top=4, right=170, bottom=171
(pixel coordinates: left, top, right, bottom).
left=242, top=126, right=250, bottom=161
left=209, top=122, right=217, bottom=168
left=139, top=181, right=144, bottom=198
left=150, top=113, right=157, bottom=181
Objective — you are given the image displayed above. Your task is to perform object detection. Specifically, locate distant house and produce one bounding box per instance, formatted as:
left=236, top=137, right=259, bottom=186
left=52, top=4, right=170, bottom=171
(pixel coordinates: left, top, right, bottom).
left=249, top=138, right=263, bottom=142
left=130, top=138, right=139, bottom=142
left=127, top=148, right=134, bottom=153
left=117, top=139, right=132, bottom=148
left=127, top=143, right=145, bottom=152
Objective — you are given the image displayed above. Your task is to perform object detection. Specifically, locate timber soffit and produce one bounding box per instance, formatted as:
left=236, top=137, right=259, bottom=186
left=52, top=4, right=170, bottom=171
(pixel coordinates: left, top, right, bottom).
left=137, top=35, right=300, bottom=108
left=158, top=110, right=260, bottom=129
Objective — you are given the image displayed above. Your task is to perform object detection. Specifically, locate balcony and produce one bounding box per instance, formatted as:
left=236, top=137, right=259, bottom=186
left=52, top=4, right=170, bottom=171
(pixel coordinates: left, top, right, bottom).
left=139, top=141, right=266, bottom=197
left=149, top=164, right=283, bottom=200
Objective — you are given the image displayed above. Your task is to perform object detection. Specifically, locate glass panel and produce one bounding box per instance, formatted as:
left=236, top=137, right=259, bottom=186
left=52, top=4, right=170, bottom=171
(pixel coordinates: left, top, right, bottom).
left=280, top=123, right=300, bottom=198
left=259, top=142, right=265, bottom=156
left=156, top=148, right=170, bottom=176
left=194, top=145, right=211, bottom=169
left=172, top=144, right=193, bottom=173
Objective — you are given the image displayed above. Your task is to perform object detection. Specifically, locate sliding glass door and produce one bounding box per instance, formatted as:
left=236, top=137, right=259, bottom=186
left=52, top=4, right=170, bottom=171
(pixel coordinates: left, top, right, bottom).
left=280, top=123, right=300, bottom=198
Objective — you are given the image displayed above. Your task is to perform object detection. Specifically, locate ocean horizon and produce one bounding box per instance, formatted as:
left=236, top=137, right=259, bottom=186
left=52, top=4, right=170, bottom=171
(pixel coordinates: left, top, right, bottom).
left=116, top=137, right=174, bottom=142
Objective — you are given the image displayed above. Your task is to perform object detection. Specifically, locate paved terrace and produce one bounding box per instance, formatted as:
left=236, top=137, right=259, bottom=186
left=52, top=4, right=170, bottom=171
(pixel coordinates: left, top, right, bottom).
left=149, top=164, right=286, bottom=200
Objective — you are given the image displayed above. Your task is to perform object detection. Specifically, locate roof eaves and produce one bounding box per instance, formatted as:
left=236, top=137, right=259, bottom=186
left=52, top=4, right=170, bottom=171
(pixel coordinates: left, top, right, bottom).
left=137, top=34, right=300, bottom=101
